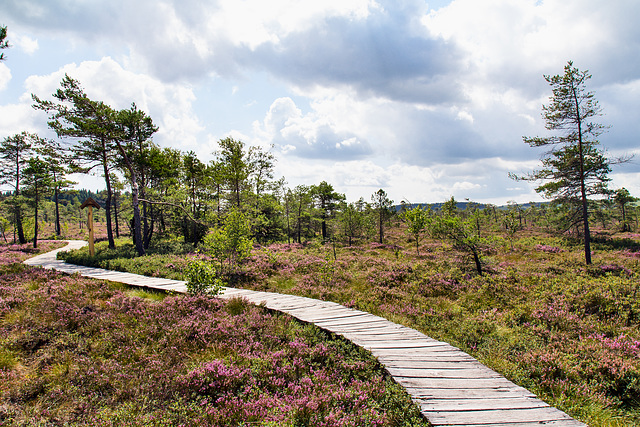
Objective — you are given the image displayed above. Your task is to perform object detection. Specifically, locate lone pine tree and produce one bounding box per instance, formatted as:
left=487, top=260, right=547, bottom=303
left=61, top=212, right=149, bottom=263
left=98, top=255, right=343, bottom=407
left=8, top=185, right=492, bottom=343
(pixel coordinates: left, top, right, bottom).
left=513, top=61, right=620, bottom=265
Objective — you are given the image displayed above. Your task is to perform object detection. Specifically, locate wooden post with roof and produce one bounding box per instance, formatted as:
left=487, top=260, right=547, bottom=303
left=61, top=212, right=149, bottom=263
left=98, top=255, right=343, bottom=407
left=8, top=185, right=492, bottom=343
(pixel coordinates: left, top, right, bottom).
left=80, top=197, right=101, bottom=256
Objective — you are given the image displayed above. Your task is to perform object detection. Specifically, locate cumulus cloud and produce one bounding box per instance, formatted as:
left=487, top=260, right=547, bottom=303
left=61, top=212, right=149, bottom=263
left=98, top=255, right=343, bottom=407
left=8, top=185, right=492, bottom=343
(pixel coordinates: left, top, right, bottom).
left=598, top=79, right=640, bottom=161
left=12, top=34, right=38, bottom=54
left=424, top=0, right=640, bottom=96
left=0, top=63, right=11, bottom=91
left=0, top=102, right=42, bottom=137
left=24, top=57, right=204, bottom=149
left=251, top=2, right=463, bottom=105
left=256, top=97, right=372, bottom=160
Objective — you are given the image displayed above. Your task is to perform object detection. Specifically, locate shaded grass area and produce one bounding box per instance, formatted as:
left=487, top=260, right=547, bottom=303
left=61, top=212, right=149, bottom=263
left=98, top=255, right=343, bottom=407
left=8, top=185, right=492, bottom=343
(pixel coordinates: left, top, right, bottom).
left=1, top=250, right=428, bottom=426
left=57, top=229, right=640, bottom=426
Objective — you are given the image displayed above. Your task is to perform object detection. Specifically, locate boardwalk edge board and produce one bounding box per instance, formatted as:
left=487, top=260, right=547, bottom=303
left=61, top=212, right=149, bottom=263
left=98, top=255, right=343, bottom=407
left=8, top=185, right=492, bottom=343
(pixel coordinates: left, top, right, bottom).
left=23, top=241, right=588, bottom=427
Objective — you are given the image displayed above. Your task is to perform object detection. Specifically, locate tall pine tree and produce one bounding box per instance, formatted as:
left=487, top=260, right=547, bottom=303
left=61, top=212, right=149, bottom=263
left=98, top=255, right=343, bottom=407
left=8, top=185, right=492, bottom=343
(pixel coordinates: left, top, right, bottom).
left=513, top=62, right=621, bottom=265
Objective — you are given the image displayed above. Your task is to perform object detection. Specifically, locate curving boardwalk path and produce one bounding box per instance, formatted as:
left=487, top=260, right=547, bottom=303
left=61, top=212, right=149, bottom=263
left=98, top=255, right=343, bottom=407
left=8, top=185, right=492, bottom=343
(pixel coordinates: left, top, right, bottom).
left=25, top=241, right=587, bottom=427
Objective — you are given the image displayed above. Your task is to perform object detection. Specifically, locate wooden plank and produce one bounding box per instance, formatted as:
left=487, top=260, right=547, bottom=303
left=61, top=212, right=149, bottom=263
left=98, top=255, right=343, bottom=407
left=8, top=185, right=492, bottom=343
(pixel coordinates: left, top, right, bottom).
left=370, top=346, right=463, bottom=355
left=404, top=386, right=536, bottom=399
left=370, top=350, right=464, bottom=359
left=416, top=397, right=549, bottom=411
left=422, top=407, right=581, bottom=425
left=460, top=421, right=586, bottom=427
left=266, top=299, right=328, bottom=309
left=344, top=328, right=427, bottom=337
left=340, top=333, right=437, bottom=344
left=297, top=310, right=374, bottom=321
left=393, top=376, right=522, bottom=389
left=127, top=279, right=182, bottom=286
left=220, top=289, right=267, bottom=298
left=317, top=322, right=406, bottom=333
left=359, top=340, right=452, bottom=349
left=341, top=330, right=437, bottom=339
left=147, top=282, right=186, bottom=288
left=377, top=353, right=477, bottom=361
left=342, top=330, right=436, bottom=339
left=312, top=316, right=389, bottom=327
left=290, top=312, right=372, bottom=323
left=385, top=366, right=503, bottom=379
left=379, top=359, right=485, bottom=369
left=282, top=302, right=356, bottom=311
left=364, top=345, right=456, bottom=354
left=259, top=295, right=331, bottom=306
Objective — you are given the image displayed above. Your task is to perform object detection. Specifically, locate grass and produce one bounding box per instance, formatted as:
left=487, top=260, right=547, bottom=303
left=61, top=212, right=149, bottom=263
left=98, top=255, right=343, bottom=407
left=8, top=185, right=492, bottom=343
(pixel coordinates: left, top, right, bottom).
left=1, top=242, right=428, bottom=426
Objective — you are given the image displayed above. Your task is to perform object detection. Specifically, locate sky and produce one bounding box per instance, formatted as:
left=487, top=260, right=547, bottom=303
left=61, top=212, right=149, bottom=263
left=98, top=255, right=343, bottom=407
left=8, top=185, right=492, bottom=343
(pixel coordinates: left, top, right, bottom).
left=1, top=0, right=639, bottom=206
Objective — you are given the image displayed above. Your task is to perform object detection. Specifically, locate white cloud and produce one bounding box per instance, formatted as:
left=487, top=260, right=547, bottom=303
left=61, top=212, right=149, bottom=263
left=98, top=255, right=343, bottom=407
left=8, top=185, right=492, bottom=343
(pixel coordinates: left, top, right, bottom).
left=25, top=57, right=204, bottom=150
left=209, top=0, right=375, bottom=48
left=0, top=102, right=42, bottom=138
left=452, top=181, right=482, bottom=191
left=609, top=172, right=640, bottom=199
left=255, top=97, right=372, bottom=160
left=13, top=34, right=38, bottom=54
left=0, top=63, right=11, bottom=90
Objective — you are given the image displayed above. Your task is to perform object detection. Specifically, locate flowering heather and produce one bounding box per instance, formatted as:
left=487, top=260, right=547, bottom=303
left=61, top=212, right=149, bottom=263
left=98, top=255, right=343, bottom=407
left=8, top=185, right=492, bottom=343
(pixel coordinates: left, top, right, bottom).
left=534, top=244, right=564, bottom=253
left=0, top=261, right=426, bottom=426
left=55, top=227, right=640, bottom=425
left=0, top=241, right=66, bottom=265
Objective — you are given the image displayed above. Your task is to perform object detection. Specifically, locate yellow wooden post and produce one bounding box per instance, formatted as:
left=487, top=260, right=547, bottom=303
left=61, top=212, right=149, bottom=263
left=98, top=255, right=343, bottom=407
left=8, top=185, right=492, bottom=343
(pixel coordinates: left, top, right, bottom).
left=80, top=197, right=101, bottom=257
left=87, top=205, right=95, bottom=256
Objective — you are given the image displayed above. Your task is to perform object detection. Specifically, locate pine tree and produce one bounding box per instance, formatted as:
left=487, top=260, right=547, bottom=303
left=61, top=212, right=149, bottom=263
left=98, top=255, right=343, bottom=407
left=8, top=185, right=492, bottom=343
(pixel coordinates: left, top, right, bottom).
left=0, top=132, right=36, bottom=243
left=512, top=61, right=623, bottom=265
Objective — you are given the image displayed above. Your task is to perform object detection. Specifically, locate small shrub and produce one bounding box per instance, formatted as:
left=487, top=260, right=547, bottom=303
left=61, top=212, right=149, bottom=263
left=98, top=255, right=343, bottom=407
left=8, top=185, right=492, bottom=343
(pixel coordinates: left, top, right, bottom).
left=184, top=258, right=223, bottom=296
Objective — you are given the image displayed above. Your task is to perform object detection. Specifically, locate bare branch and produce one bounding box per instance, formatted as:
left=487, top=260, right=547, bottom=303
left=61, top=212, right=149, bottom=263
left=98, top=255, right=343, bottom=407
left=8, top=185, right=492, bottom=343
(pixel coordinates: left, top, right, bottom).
left=138, top=198, right=208, bottom=226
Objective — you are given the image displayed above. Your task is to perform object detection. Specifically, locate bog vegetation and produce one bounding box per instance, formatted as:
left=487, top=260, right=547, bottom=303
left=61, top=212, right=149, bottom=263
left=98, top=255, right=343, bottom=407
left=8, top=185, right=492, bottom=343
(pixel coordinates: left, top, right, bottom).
left=1, top=63, right=639, bottom=425
left=0, top=243, right=426, bottom=426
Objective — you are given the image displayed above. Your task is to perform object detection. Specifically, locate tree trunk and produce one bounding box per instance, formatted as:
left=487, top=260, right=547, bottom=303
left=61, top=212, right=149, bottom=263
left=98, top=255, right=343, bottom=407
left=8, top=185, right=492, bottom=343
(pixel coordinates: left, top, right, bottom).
left=472, top=249, right=482, bottom=275
left=102, top=147, right=115, bottom=249
left=573, top=85, right=592, bottom=265
left=14, top=170, right=26, bottom=244
left=159, top=194, right=166, bottom=233
left=297, top=200, right=303, bottom=244
left=144, top=218, right=154, bottom=248
left=321, top=217, right=327, bottom=241
left=114, top=141, right=145, bottom=256
left=54, top=185, right=61, bottom=236
left=141, top=186, right=149, bottom=248
left=286, top=212, right=291, bottom=244
left=582, top=198, right=592, bottom=264
left=15, top=204, right=26, bottom=244
left=32, top=187, right=39, bottom=248
left=130, top=180, right=145, bottom=256
left=143, top=204, right=154, bottom=249
left=113, top=190, right=120, bottom=237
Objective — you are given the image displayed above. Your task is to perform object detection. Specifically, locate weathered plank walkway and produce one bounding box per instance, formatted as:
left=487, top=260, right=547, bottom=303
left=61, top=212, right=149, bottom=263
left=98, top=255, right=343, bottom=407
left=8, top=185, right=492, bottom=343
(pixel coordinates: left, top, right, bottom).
left=25, top=241, right=587, bottom=426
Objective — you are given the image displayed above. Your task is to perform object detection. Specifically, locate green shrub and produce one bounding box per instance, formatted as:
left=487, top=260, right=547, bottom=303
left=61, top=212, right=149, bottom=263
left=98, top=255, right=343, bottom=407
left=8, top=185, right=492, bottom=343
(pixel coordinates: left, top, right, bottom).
left=184, top=258, right=223, bottom=296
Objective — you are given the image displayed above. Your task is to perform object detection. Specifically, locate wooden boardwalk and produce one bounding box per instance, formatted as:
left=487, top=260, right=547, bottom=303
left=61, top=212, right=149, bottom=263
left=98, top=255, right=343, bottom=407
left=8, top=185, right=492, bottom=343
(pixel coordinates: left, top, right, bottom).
left=24, top=241, right=587, bottom=427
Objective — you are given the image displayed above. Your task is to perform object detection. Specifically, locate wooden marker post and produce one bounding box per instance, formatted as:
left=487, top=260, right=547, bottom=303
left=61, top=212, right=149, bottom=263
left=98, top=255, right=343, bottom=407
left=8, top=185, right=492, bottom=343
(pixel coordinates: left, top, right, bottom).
left=80, top=197, right=101, bottom=256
